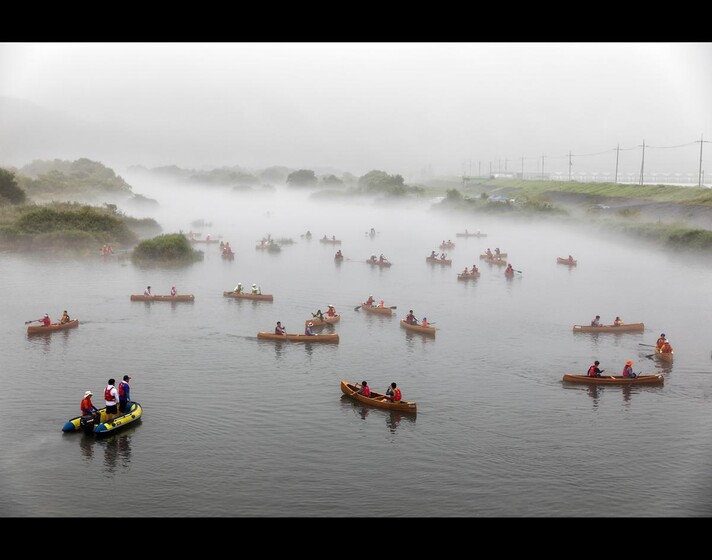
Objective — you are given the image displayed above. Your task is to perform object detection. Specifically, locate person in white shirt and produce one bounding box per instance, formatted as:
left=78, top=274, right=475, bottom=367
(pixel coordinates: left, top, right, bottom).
left=104, top=378, right=120, bottom=422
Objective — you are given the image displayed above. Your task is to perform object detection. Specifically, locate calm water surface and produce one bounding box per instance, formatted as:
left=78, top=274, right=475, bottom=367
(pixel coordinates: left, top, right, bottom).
left=2, top=182, right=711, bottom=517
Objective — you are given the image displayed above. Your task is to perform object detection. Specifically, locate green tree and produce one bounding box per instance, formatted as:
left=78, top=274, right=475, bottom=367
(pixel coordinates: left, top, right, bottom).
left=445, top=188, right=463, bottom=202
left=286, top=169, right=317, bottom=187
left=358, top=170, right=405, bottom=193
left=321, top=174, right=344, bottom=186
left=0, top=168, right=27, bottom=204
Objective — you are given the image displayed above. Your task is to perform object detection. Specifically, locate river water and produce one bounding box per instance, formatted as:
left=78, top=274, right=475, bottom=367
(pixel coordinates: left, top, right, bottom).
left=2, top=178, right=711, bottom=517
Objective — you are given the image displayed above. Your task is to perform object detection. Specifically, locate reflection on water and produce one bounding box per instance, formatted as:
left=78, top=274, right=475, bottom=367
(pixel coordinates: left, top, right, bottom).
left=340, top=396, right=416, bottom=433
left=99, top=431, right=135, bottom=474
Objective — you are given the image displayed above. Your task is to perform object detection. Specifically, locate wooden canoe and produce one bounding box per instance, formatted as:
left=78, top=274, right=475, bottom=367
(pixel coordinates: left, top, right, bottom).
left=426, top=256, right=452, bottom=265
left=562, top=374, right=664, bottom=385
left=223, top=291, right=274, bottom=301
left=484, top=257, right=507, bottom=266
left=340, top=381, right=417, bottom=413
left=573, top=323, right=644, bottom=333
left=367, top=259, right=392, bottom=267
left=400, top=320, right=436, bottom=335
left=305, top=314, right=341, bottom=327
left=654, top=348, right=674, bottom=362
left=457, top=272, right=480, bottom=280
left=130, top=294, right=195, bottom=302
left=439, top=243, right=455, bottom=250
left=557, top=257, right=577, bottom=265
left=480, top=252, right=507, bottom=259
left=334, top=255, right=344, bottom=261
left=257, top=332, right=339, bottom=343
left=27, top=319, right=79, bottom=334
left=504, top=270, right=514, bottom=277
left=319, top=238, right=342, bottom=244
left=456, top=232, right=487, bottom=238
left=190, top=238, right=220, bottom=244
left=360, top=304, right=393, bottom=315
left=222, top=252, right=235, bottom=259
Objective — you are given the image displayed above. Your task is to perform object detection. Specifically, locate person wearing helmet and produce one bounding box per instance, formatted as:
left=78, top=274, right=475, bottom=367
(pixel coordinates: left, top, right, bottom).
left=37, top=313, right=51, bottom=327
left=326, top=305, right=337, bottom=317
left=234, top=282, right=243, bottom=294
left=304, top=322, right=315, bottom=336
left=622, top=360, right=637, bottom=378
left=656, top=333, right=666, bottom=350
left=251, top=283, right=261, bottom=295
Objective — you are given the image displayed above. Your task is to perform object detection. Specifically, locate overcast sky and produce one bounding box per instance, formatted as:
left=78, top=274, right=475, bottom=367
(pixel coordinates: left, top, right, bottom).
left=1, top=42, right=711, bottom=178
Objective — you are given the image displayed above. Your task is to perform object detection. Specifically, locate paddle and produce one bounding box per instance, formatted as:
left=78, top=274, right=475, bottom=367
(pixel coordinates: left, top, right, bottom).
left=638, top=343, right=656, bottom=347
left=25, top=319, right=40, bottom=324
left=354, top=305, right=361, bottom=311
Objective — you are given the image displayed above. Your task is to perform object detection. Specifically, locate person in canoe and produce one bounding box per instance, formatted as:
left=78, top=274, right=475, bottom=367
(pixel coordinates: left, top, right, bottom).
left=622, top=360, right=637, bottom=378
left=405, top=310, right=419, bottom=325
left=486, top=248, right=493, bottom=258
left=234, top=283, right=243, bottom=294
left=613, top=316, right=623, bottom=326
left=590, top=315, right=601, bottom=327
left=568, top=255, right=575, bottom=263
left=440, top=253, right=447, bottom=261
left=587, top=360, right=604, bottom=377
left=378, top=299, right=385, bottom=308
left=118, top=375, right=132, bottom=413
left=357, top=381, right=370, bottom=396
left=335, top=249, right=343, bottom=259
left=505, top=264, right=514, bottom=275
left=326, top=305, right=337, bottom=317
left=144, top=286, right=152, bottom=296
left=462, top=266, right=469, bottom=274
left=104, top=378, right=120, bottom=422
left=60, top=310, right=71, bottom=324
left=660, top=339, right=674, bottom=354
left=275, top=321, right=286, bottom=335
left=304, top=322, right=316, bottom=336
left=251, top=283, right=261, bottom=295
left=495, top=247, right=502, bottom=257
left=81, top=390, right=99, bottom=417
left=430, top=250, right=438, bottom=259
left=421, top=317, right=429, bottom=327
left=379, top=254, right=387, bottom=263
left=656, top=333, right=666, bottom=350
left=385, top=382, right=402, bottom=403
left=170, top=286, right=177, bottom=296
left=312, top=309, right=324, bottom=321
left=472, top=264, right=479, bottom=274
left=365, top=295, right=375, bottom=307
left=36, top=313, right=51, bottom=327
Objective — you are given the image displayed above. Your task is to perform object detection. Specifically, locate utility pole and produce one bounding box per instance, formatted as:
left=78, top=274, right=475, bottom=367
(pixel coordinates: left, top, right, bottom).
left=699, top=133, right=704, bottom=187
left=505, top=158, right=508, bottom=173
left=521, top=156, right=524, bottom=178
left=541, top=155, right=545, bottom=180
left=489, top=161, right=492, bottom=177
left=639, top=139, right=646, bottom=185
left=614, top=144, right=620, bottom=184
left=568, top=151, right=572, bottom=181
left=478, top=160, right=481, bottom=178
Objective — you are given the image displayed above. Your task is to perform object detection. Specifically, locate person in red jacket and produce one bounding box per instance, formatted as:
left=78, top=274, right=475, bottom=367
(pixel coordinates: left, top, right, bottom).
left=81, top=390, right=99, bottom=416
left=37, top=313, right=51, bottom=326
left=357, top=381, right=370, bottom=397
left=622, top=360, right=637, bottom=378
left=385, top=382, right=402, bottom=402
left=588, top=361, right=604, bottom=377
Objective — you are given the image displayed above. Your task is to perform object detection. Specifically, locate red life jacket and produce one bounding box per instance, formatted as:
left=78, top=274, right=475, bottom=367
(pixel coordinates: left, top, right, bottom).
left=393, top=388, right=402, bottom=402
left=587, top=365, right=598, bottom=377
left=104, top=386, right=115, bottom=401
left=118, top=381, right=129, bottom=398
left=362, top=385, right=370, bottom=397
